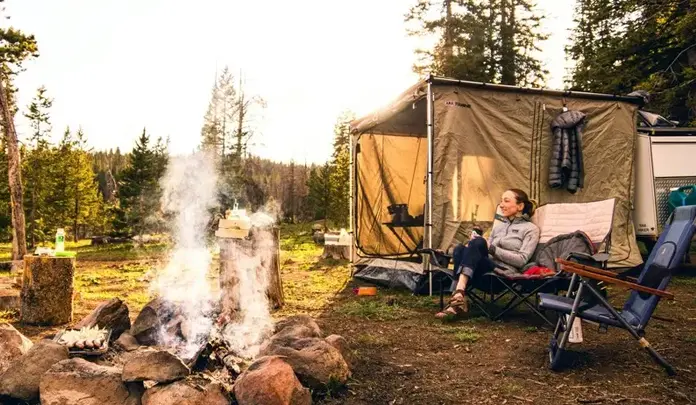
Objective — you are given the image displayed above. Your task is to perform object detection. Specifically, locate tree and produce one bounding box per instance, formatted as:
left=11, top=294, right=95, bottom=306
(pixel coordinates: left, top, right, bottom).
left=0, top=24, right=38, bottom=259
left=405, top=0, right=548, bottom=86
left=118, top=128, right=160, bottom=237
left=567, top=1, right=695, bottom=125
left=327, top=111, right=354, bottom=227
left=305, top=163, right=331, bottom=223
left=22, top=86, right=53, bottom=247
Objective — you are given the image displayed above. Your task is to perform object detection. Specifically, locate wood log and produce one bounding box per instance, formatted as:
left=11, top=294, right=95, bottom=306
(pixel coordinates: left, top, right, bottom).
left=218, top=226, right=284, bottom=316
left=264, top=227, right=284, bottom=309
left=20, top=256, right=75, bottom=325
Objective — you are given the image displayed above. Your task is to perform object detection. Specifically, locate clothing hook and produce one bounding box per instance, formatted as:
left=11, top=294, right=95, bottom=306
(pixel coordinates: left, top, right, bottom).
left=562, top=97, right=568, bottom=112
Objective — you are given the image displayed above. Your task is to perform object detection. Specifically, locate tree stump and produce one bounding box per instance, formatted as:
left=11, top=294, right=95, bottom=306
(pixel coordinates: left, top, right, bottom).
left=218, top=226, right=284, bottom=318
left=20, top=256, right=75, bottom=325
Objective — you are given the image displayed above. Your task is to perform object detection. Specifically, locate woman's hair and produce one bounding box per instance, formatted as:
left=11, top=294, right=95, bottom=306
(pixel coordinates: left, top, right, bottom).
left=508, top=188, right=536, bottom=217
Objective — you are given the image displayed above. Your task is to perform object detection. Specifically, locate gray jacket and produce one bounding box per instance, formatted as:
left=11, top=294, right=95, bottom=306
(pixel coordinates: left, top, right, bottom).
left=489, top=216, right=540, bottom=272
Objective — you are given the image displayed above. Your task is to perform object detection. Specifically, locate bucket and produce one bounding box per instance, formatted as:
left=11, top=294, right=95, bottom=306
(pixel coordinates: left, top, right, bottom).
left=668, top=186, right=696, bottom=216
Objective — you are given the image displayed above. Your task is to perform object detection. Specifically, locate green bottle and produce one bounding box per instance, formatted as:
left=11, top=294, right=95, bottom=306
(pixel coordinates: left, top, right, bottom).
left=55, top=228, right=65, bottom=253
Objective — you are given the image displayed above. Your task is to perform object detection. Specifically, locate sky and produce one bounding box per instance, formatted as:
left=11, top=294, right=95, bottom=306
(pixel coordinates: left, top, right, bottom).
left=3, top=0, right=576, bottom=164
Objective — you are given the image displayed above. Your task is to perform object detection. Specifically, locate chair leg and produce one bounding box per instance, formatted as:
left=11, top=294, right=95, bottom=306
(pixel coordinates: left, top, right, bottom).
left=549, top=282, right=586, bottom=371
left=582, top=280, right=676, bottom=376
left=439, top=277, right=445, bottom=311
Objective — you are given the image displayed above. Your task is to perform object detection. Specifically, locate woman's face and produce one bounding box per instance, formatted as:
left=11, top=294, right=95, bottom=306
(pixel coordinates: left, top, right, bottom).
left=499, top=190, right=523, bottom=217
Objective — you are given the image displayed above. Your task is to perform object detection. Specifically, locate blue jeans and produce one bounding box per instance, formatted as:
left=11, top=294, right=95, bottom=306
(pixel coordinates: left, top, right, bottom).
left=452, top=237, right=497, bottom=280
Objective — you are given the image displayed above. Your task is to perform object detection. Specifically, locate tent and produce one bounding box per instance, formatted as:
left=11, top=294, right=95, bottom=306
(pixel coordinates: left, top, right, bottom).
left=349, top=75, right=644, bottom=293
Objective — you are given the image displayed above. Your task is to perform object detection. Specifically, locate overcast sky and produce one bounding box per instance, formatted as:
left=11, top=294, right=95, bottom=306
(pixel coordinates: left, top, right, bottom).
left=3, top=0, right=576, bottom=164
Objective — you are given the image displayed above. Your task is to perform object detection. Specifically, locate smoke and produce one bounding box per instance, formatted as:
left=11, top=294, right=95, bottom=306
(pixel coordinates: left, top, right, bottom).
left=219, top=210, right=277, bottom=359
left=150, top=150, right=220, bottom=359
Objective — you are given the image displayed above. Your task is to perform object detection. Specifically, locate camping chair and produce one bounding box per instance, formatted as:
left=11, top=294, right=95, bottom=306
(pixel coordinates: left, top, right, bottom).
left=421, top=198, right=616, bottom=326
left=538, top=205, right=696, bottom=376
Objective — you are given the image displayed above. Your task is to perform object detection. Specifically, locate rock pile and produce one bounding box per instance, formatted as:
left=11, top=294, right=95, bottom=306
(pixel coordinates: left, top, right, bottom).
left=0, top=300, right=352, bottom=405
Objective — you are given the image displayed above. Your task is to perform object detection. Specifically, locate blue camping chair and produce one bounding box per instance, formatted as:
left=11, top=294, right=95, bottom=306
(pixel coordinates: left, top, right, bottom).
left=538, top=205, right=696, bottom=376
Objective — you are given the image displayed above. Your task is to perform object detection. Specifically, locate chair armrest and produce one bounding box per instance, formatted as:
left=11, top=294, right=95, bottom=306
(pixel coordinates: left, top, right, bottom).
left=556, top=259, right=674, bottom=300
left=561, top=258, right=639, bottom=283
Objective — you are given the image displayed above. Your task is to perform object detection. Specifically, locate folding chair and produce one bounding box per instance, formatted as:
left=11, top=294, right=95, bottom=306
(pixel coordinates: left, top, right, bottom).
left=538, top=205, right=696, bottom=376
left=422, top=198, right=616, bottom=326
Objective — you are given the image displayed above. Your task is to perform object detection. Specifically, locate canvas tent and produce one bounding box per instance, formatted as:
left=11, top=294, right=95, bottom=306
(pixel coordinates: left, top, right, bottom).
left=350, top=75, right=644, bottom=293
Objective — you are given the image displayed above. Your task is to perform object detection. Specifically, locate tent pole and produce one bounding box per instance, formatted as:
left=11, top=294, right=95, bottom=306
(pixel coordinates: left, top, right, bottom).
left=349, top=132, right=355, bottom=271
left=425, top=81, right=434, bottom=296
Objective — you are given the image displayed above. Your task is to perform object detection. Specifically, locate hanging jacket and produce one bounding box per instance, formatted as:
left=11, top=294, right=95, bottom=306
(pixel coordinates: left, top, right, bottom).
left=549, top=110, right=586, bottom=193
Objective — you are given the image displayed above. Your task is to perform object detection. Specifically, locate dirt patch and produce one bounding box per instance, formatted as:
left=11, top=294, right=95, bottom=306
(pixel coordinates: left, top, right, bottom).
left=314, top=276, right=696, bottom=405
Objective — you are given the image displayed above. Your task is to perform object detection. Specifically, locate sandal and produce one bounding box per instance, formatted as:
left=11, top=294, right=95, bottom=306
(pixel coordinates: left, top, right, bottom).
left=435, top=289, right=468, bottom=319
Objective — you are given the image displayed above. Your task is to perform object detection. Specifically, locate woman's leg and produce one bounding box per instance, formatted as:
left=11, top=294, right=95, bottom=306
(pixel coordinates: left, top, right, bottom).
left=436, top=238, right=490, bottom=317
left=452, top=237, right=489, bottom=294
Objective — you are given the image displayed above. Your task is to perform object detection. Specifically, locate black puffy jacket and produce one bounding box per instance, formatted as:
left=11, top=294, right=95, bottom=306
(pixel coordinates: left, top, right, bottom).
left=549, top=110, right=586, bottom=193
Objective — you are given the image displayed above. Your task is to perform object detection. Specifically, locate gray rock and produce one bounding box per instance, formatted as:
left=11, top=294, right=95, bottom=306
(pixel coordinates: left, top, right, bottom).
left=142, top=376, right=229, bottom=405
left=40, top=358, right=143, bottom=405
left=0, top=339, right=69, bottom=402
left=122, top=348, right=190, bottom=383
left=74, top=297, right=131, bottom=340
left=115, top=331, right=141, bottom=352
left=0, top=323, right=33, bottom=375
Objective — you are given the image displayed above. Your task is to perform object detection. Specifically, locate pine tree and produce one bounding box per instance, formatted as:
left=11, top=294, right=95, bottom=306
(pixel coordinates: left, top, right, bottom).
left=328, top=111, right=354, bottom=227
left=305, top=163, right=332, bottom=223
left=22, top=86, right=53, bottom=246
left=118, top=128, right=159, bottom=237
left=405, top=0, right=548, bottom=86
left=567, top=0, right=695, bottom=124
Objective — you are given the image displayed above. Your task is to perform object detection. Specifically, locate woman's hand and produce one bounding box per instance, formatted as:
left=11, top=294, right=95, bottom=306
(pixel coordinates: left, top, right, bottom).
left=488, top=244, right=497, bottom=256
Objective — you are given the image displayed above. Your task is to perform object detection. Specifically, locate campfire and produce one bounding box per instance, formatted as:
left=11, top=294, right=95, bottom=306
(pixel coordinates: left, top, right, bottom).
left=0, top=152, right=351, bottom=405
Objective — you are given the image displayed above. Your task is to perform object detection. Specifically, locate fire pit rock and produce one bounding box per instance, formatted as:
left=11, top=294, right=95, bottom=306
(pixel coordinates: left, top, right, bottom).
left=233, top=355, right=311, bottom=405
left=114, top=330, right=141, bottom=352
left=122, top=348, right=190, bottom=383
left=267, top=337, right=351, bottom=390
left=142, top=375, right=230, bottom=405
left=0, top=339, right=68, bottom=402
left=40, top=358, right=144, bottom=405
left=130, top=298, right=178, bottom=346
left=259, top=315, right=324, bottom=355
left=325, top=334, right=353, bottom=369
left=0, top=322, right=33, bottom=374
left=74, top=297, right=131, bottom=340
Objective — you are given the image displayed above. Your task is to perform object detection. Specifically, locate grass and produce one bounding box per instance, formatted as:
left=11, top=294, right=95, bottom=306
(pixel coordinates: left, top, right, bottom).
left=441, top=326, right=481, bottom=343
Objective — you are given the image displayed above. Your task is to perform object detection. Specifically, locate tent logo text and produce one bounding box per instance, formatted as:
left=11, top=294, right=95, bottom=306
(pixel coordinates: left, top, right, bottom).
left=445, top=100, right=472, bottom=109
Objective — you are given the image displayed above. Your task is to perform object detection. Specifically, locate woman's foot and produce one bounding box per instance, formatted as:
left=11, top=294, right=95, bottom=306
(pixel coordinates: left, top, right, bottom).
left=435, top=289, right=468, bottom=319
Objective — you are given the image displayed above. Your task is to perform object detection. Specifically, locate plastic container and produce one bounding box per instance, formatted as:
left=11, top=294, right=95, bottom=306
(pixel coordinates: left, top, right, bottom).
left=668, top=186, right=696, bottom=216
left=353, top=286, right=377, bottom=296
left=55, top=228, right=65, bottom=253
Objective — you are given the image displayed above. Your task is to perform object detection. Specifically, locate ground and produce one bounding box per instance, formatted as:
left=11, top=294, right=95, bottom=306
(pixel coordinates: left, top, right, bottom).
left=2, top=225, right=696, bottom=404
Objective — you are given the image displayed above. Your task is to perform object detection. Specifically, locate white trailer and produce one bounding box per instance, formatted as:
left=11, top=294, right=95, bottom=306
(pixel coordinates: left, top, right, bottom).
left=633, top=130, right=696, bottom=248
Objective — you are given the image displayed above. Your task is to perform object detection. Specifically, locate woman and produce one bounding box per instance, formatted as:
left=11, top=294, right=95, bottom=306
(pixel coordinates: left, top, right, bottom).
left=435, top=189, right=540, bottom=319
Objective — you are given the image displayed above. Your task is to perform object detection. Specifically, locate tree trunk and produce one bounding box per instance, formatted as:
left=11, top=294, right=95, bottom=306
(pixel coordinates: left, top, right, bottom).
left=20, top=256, right=75, bottom=325
left=0, top=77, right=27, bottom=260
left=29, top=189, right=35, bottom=249
left=500, top=0, right=516, bottom=85
left=444, top=0, right=454, bottom=76
left=74, top=186, right=79, bottom=242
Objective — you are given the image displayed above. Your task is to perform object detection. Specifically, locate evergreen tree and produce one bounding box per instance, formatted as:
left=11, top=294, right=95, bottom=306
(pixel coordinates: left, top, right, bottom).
left=328, top=111, right=354, bottom=227
left=22, top=86, right=53, bottom=246
left=405, top=0, right=548, bottom=86
left=118, top=128, right=160, bottom=237
left=567, top=0, right=695, bottom=124
left=305, top=163, right=331, bottom=223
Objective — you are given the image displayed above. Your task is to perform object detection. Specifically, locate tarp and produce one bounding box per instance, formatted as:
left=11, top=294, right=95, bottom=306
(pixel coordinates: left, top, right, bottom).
left=352, top=77, right=644, bottom=274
